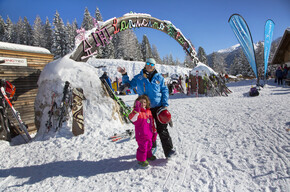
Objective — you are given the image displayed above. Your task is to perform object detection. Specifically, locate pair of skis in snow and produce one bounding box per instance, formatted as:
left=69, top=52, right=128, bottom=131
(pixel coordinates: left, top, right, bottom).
left=46, top=81, right=85, bottom=136
left=108, top=129, right=157, bottom=155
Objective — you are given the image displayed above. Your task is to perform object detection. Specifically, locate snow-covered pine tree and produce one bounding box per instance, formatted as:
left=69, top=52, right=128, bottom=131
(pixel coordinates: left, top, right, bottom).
left=33, top=16, right=45, bottom=47
left=184, top=54, right=195, bottom=68
left=238, top=48, right=254, bottom=77
left=82, top=7, right=94, bottom=30
left=211, top=52, right=218, bottom=70
left=22, top=17, right=33, bottom=45
left=255, top=41, right=264, bottom=78
left=13, top=17, right=23, bottom=44
left=163, top=55, right=169, bottom=65
left=197, top=46, right=208, bottom=65
left=95, top=7, right=103, bottom=21
left=52, top=11, right=67, bottom=59
left=43, top=17, right=53, bottom=52
left=230, top=55, right=239, bottom=75
left=168, top=53, right=174, bottom=65
left=152, top=44, right=162, bottom=64
left=0, top=16, right=5, bottom=41
left=3, top=16, right=13, bottom=43
left=141, top=35, right=152, bottom=61
left=65, top=19, right=78, bottom=53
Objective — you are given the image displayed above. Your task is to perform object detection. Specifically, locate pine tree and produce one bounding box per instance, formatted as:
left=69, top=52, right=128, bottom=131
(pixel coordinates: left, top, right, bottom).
left=13, top=17, right=23, bottom=44
left=184, top=54, right=195, bottom=68
left=22, top=17, right=33, bottom=45
left=65, top=21, right=74, bottom=53
left=52, top=10, right=67, bottom=59
left=255, top=41, right=264, bottom=78
left=141, top=35, right=152, bottom=61
left=197, top=46, right=208, bottom=65
left=211, top=52, right=218, bottom=70
left=43, top=17, right=53, bottom=52
left=168, top=53, right=174, bottom=65
left=0, top=16, right=5, bottom=41
left=3, top=16, right=13, bottom=42
left=33, top=16, right=45, bottom=47
left=82, top=7, right=94, bottom=30
left=230, top=55, right=239, bottom=75
left=151, top=44, right=162, bottom=64
left=95, top=7, right=103, bottom=21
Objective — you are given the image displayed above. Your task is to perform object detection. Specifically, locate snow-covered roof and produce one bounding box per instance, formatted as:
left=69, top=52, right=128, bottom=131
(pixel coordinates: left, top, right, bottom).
left=191, top=63, right=217, bottom=76
left=0, top=41, right=51, bottom=54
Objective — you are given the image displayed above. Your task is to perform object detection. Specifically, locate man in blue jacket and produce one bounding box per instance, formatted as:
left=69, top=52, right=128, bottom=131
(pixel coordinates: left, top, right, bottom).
left=117, top=58, right=175, bottom=158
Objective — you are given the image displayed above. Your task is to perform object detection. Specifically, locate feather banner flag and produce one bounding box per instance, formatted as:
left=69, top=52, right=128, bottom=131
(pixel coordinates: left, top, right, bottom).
left=228, top=14, right=259, bottom=83
left=264, top=19, right=275, bottom=79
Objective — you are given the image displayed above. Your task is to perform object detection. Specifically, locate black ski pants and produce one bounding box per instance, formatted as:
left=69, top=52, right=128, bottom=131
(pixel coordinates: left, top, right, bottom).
left=150, top=106, right=173, bottom=157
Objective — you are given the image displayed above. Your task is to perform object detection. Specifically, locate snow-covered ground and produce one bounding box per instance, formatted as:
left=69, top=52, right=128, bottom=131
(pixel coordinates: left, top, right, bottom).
left=0, top=57, right=289, bottom=192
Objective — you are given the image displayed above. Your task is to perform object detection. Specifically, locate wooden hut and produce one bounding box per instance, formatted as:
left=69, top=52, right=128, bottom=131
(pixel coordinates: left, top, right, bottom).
left=271, top=28, right=290, bottom=66
left=0, top=42, right=53, bottom=134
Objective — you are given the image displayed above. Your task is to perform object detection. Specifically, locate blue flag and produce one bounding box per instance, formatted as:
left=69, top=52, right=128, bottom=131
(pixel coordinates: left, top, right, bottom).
left=264, top=19, right=275, bottom=79
left=228, top=14, right=258, bottom=82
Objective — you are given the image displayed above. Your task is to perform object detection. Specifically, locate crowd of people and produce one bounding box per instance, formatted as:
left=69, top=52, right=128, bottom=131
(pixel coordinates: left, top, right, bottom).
left=275, top=65, right=290, bottom=85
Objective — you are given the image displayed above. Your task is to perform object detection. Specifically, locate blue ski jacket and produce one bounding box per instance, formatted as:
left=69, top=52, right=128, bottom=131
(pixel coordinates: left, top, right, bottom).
left=122, top=69, right=169, bottom=108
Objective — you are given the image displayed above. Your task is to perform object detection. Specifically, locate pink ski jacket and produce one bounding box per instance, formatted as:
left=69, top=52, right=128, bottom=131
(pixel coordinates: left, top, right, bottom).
left=129, top=108, right=157, bottom=142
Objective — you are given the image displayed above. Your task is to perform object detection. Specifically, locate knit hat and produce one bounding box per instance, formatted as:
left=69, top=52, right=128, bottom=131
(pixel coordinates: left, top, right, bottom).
left=146, top=58, right=156, bottom=65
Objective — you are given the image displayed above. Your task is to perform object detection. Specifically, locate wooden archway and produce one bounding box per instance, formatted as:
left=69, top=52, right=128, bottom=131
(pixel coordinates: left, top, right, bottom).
left=70, top=13, right=198, bottom=63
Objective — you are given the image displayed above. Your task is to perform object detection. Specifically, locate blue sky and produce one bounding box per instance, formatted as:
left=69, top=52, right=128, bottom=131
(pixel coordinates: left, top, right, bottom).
left=0, top=0, right=289, bottom=61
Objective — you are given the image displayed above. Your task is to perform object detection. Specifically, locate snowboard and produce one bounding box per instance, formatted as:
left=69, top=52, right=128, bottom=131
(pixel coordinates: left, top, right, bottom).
left=71, top=88, right=85, bottom=136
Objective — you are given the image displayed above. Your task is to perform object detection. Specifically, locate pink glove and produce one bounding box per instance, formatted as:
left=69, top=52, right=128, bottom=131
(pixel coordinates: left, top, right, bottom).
left=134, top=100, right=141, bottom=112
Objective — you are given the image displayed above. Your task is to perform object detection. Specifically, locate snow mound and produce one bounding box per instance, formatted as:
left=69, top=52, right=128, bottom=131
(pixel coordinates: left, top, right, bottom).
left=34, top=55, right=123, bottom=140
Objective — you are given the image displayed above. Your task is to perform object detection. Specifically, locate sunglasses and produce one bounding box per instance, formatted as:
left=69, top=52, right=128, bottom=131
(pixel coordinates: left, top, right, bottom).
left=146, top=62, right=155, bottom=66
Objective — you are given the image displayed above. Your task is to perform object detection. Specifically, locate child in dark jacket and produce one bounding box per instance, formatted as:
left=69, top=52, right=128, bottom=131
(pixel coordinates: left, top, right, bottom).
left=129, top=95, right=157, bottom=167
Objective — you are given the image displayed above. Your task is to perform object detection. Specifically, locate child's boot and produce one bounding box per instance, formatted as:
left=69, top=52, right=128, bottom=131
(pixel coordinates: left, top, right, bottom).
left=138, top=160, right=149, bottom=167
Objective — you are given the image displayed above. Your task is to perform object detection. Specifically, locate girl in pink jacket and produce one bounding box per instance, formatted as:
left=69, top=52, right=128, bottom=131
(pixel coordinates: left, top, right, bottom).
left=129, top=95, right=157, bottom=167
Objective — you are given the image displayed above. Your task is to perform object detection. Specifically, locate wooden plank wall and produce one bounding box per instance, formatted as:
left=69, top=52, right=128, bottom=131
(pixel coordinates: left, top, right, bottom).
left=0, top=49, right=54, bottom=133
left=0, top=49, right=54, bottom=70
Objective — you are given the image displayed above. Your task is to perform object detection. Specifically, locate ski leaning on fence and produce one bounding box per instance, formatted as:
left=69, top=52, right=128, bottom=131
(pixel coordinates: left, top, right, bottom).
left=71, top=88, right=85, bottom=136
left=100, top=78, right=132, bottom=124
left=0, top=87, right=31, bottom=142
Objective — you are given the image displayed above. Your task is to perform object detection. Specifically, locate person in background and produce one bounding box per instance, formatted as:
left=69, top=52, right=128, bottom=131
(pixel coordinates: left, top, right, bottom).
left=275, top=66, right=283, bottom=85
left=100, top=72, right=113, bottom=90
left=129, top=95, right=157, bottom=167
left=117, top=58, right=176, bottom=158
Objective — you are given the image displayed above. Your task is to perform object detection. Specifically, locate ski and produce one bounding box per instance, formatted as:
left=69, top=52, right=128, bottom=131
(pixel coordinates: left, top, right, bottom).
left=55, top=81, right=72, bottom=132
left=0, top=87, right=31, bottom=142
left=100, top=78, right=132, bottom=123
left=109, top=129, right=134, bottom=142
left=46, top=92, right=57, bottom=132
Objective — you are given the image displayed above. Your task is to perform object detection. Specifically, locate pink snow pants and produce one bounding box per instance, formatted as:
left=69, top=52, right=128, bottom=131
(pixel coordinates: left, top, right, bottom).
left=136, top=138, right=153, bottom=162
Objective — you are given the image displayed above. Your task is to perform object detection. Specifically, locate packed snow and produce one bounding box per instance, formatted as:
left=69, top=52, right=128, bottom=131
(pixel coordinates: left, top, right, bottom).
left=0, top=56, right=289, bottom=192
